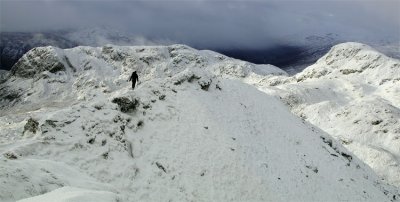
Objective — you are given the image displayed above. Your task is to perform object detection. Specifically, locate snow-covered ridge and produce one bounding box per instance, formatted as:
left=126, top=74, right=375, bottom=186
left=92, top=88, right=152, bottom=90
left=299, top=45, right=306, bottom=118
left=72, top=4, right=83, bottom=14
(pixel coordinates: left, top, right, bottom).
left=9, top=44, right=285, bottom=79
left=1, top=44, right=285, bottom=114
left=259, top=42, right=400, bottom=188
left=0, top=43, right=399, bottom=201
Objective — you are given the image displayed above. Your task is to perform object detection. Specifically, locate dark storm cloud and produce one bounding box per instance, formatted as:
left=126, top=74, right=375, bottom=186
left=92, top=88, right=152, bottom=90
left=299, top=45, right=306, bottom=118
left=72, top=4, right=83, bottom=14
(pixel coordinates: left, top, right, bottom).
left=1, top=0, right=399, bottom=49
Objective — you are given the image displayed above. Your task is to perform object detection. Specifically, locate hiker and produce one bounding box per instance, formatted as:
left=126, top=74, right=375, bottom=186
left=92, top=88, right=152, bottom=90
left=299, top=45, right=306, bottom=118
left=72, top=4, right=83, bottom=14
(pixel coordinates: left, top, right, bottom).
left=128, top=71, right=139, bottom=89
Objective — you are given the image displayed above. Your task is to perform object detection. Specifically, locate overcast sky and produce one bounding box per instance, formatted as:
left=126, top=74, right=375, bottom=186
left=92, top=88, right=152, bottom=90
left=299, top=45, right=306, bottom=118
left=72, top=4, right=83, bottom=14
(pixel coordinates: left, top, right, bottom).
left=1, top=0, right=399, bottom=49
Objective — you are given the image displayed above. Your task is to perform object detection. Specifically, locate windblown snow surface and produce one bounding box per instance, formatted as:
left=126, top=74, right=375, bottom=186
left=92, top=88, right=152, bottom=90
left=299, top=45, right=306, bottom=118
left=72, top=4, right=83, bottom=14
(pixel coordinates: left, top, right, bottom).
left=0, top=43, right=399, bottom=201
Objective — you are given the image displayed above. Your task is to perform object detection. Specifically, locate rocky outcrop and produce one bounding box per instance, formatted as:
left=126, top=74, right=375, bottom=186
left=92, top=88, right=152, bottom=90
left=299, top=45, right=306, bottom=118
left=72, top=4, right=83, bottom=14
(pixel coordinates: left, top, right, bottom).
left=111, top=97, right=139, bottom=113
left=23, top=118, right=39, bottom=134
left=10, top=47, right=67, bottom=78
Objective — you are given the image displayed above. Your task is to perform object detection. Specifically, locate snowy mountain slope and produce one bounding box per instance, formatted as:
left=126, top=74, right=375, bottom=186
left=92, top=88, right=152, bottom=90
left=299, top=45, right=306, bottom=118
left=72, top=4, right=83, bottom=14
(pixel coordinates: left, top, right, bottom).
left=256, top=42, right=400, bottom=188
left=1, top=44, right=399, bottom=201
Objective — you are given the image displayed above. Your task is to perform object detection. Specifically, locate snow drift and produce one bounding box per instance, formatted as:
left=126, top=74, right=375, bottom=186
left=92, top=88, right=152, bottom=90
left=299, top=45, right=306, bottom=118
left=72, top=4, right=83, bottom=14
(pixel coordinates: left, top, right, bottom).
left=0, top=43, right=399, bottom=201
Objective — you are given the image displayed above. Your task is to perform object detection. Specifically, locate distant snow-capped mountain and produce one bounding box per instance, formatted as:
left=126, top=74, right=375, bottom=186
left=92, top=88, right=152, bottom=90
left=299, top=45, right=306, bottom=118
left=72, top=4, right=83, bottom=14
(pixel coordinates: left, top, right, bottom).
left=1, top=44, right=398, bottom=201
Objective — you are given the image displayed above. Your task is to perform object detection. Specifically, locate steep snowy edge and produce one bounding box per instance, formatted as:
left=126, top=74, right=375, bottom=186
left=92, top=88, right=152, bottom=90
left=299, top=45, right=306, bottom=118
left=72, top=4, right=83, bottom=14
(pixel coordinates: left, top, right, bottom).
left=254, top=42, right=400, bottom=188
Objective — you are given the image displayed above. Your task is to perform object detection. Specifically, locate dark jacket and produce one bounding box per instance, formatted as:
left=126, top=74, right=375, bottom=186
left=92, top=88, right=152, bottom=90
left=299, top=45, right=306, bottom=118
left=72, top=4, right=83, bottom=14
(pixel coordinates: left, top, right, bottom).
left=129, top=71, right=139, bottom=83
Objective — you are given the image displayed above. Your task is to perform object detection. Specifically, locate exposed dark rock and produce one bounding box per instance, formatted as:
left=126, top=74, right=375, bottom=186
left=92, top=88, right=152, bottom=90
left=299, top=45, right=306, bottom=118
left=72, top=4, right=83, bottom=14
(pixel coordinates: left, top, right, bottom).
left=199, top=79, right=211, bottom=91
left=305, top=165, right=319, bottom=173
left=320, top=136, right=333, bottom=147
left=87, top=137, right=95, bottom=144
left=2, top=91, right=20, bottom=101
left=112, top=97, right=139, bottom=113
left=44, top=120, right=57, bottom=128
left=24, top=118, right=39, bottom=134
left=94, top=105, right=103, bottom=110
left=48, top=61, right=65, bottom=73
left=137, top=120, right=144, bottom=128
left=142, top=103, right=151, bottom=109
left=200, top=170, right=206, bottom=176
left=174, top=73, right=201, bottom=85
left=63, top=56, right=76, bottom=72
left=3, top=151, right=18, bottom=160
left=216, top=83, right=222, bottom=90
left=40, top=120, right=58, bottom=134
left=371, top=120, right=383, bottom=125
left=340, top=69, right=360, bottom=75
left=341, top=152, right=353, bottom=162
left=158, top=94, right=166, bottom=100
left=188, top=74, right=201, bottom=83
left=156, top=162, right=167, bottom=173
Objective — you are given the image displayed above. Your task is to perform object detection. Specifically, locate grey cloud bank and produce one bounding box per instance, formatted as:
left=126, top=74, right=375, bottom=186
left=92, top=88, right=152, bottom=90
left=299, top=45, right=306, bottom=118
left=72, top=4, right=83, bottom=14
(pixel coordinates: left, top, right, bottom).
left=1, top=0, right=399, bottom=49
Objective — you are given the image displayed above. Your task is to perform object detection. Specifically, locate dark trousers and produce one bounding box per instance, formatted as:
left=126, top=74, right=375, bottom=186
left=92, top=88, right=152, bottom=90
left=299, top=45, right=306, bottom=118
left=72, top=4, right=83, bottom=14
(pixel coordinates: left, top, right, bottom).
left=131, top=81, right=136, bottom=89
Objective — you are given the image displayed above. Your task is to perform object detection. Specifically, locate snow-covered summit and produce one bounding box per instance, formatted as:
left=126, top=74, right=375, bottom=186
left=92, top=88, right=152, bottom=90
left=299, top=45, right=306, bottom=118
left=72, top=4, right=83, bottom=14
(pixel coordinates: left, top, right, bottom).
left=0, top=43, right=399, bottom=201
left=259, top=42, right=400, bottom=188
left=295, top=42, right=399, bottom=82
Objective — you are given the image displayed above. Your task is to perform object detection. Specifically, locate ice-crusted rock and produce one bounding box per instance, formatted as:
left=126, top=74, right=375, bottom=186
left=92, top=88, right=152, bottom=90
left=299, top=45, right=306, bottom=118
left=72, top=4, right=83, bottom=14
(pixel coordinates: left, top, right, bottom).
left=261, top=42, right=400, bottom=187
